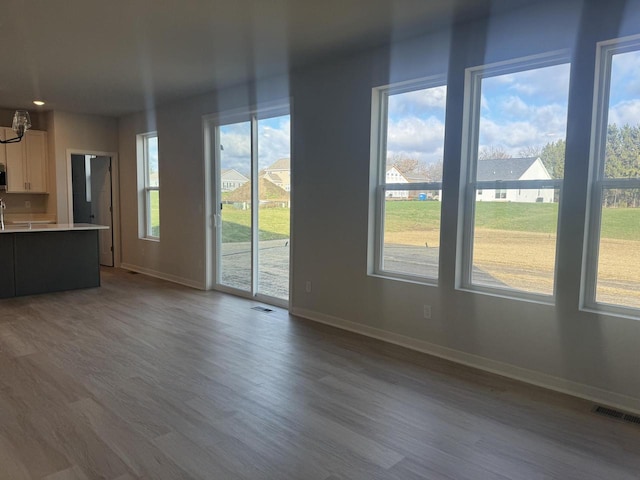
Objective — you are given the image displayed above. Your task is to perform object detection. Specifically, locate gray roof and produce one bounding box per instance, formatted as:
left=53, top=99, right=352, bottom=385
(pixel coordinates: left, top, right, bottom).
left=221, top=168, right=249, bottom=182
left=266, top=158, right=290, bottom=171
left=477, top=157, right=538, bottom=181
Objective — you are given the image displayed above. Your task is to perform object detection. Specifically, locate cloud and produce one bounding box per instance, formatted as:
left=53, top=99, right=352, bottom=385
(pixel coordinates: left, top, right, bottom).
left=484, top=63, right=571, bottom=105
left=478, top=62, right=570, bottom=155
left=479, top=100, right=568, bottom=154
left=219, top=116, right=291, bottom=175
left=220, top=123, right=251, bottom=173
left=388, top=85, right=447, bottom=119
left=500, top=95, right=529, bottom=117
left=258, top=117, right=291, bottom=169
left=386, top=115, right=446, bottom=164
left=610, top=50, right=640, bottom=105
left=609, top=99, right=640, bottom=127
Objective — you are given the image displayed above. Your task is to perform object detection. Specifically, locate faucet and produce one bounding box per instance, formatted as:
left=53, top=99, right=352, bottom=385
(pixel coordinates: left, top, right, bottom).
left=0, top=198, right=5, bottom=230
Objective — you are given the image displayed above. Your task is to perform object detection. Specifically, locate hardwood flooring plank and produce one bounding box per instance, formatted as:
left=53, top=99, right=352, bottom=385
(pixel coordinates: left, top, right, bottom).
left=26, top=407, right=130, bottom=480
left=41, top=466, right=91, bottom=480
left=153, top=431, right=243, bottom=480
left=71, top=397, right=195, bottom=480
left=0, top=267, right=638, bottom=480
left=0, top=434, right=32, bottom=480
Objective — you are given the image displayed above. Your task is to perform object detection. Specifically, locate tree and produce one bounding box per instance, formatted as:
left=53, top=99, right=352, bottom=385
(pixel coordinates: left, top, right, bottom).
left=478, top=145, right=511, bottom=160
left=425, top=161, right=443, bottom=181
left=518, top=145, right=542, bottom=158
left=387, top=154, right=429, bottom=177
left=604, top=123, right=640, bottom=207
left=539, top=139, right=566, bottom=179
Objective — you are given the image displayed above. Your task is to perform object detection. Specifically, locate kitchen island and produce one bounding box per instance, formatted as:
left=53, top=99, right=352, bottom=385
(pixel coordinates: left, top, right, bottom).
left=0, top=223, right=109, bottom=298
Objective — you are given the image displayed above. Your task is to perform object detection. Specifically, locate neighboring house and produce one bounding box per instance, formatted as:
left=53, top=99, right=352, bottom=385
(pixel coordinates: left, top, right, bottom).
left=262, top=158, right=291, bottom=192
left=476, top=157, right=554, bottom=203
left=385, top=164, right=434, bottom=199
left=221, top=168, right=249, bottom=192
left=385, top=165, right=410, bottom=198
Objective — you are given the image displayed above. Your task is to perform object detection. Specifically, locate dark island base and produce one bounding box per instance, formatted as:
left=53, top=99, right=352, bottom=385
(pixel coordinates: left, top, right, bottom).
left=1, top=230, right=100, bottom=298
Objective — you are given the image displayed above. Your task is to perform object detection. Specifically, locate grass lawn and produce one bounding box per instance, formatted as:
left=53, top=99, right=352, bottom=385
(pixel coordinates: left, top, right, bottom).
left=221, top=206, right=290, bottom=242
left=220, top=200, right=640, bottom=243
left=150, top=190, right=160, bottom=237
left=217, top=199, right=639, bottom=306
left=383, top=200, right=638, bottom=240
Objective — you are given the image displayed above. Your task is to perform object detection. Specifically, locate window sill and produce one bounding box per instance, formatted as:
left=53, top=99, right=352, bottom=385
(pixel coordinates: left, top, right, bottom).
left=369, top=272, right=438, bottom=288
left=581, top=304, right=640, bottom=321
left=140, top=236, right=160, bottom=243
left=456, top=285, right=555, bottom=307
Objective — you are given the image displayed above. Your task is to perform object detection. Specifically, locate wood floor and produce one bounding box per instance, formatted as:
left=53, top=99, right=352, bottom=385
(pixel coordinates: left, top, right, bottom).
left=0, top=268, right=639, bottom=480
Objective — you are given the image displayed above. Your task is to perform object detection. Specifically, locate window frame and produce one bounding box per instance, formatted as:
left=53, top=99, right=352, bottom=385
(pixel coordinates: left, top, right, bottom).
left=583, top=34, right=640, bottom=317
left=370, top=76, right=447, bottom=285
left=139, top=132, right=159, bottom=240
left=459, top=51, right=569, bottom=302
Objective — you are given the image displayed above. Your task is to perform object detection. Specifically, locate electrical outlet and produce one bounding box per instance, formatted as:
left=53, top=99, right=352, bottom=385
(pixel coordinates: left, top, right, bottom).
left=24, top=201, right=31, bottom=209
left=305, top=280, right=312, bottom=293
left=423, top=304, right=432, bottom=319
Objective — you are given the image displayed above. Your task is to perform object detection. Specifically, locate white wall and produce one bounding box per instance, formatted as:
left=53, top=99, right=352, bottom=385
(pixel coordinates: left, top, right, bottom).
left=118, top=0, right=640, bottom=412
left=49, top=111, right=119, bottom=222
left=118, top=79, right=290, bottom=288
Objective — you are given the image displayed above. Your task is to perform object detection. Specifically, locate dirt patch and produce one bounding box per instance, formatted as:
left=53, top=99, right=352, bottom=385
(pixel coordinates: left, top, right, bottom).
left=385, top=227, right=640, bottom=306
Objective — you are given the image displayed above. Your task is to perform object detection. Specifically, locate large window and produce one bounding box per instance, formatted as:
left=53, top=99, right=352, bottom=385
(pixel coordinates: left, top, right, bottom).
left=371, top=78, right=447, bottom=282
left=139, top=133, right=159, bottom=239
left=460, top=53, right=570, bottom=299
left=585, top=36, right=640, bottom=314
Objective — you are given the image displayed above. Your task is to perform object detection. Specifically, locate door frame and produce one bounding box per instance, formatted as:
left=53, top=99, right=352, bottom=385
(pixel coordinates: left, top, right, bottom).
left=203, top=101, right=292, bottom=309
left=66, top=149, right=121, bottom=267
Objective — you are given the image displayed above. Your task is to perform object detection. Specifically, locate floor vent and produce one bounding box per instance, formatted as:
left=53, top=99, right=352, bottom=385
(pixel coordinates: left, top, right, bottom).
left=251, top=306, right=274, bottom=313
left=593, top=405, right=640, bottom=425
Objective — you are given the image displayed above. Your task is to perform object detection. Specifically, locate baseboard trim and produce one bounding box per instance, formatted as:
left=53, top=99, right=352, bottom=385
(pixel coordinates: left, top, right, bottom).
left=290, top=307, right=640, bottom=415
left=119, top=263, right=205, bottom=291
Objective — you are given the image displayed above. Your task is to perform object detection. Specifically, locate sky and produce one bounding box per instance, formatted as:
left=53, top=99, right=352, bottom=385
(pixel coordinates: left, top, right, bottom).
left=385, top=50, right=640, bottom=170
left=385, top=63, right=572, bottom=167
left=195, top=50, right=640, bottom=179
left=386, top=86, right=447, bottom=165
left=147, top=135, right=159, bottom=185
left=608, top=49, right=640, bottom=127
left=219, top=115, right=291, bottom=176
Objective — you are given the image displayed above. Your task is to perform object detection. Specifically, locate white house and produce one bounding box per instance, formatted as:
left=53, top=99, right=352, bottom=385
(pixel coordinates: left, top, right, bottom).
left=262, top=158, right=291, bottom=192
left=385, top=165, right=410, bottom=198
left=221, top=168, right=249, bottom=192
left=476, top=157, right=555, bottom=202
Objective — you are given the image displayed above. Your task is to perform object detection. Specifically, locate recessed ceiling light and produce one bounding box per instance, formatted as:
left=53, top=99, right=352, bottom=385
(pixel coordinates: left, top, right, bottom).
left=33, top=100, right=45, bottom=106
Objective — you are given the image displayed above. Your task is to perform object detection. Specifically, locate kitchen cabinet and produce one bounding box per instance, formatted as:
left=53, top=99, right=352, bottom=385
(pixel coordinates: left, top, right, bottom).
left=5, top=129, right=48, bottom=193
left=0, top=234, right=15, bottom=298
left=0, top=224, right=107, bottom=297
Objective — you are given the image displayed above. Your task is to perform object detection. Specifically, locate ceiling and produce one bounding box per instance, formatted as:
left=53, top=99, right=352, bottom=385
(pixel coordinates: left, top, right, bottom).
left=0, top=0, right=544, bottom=117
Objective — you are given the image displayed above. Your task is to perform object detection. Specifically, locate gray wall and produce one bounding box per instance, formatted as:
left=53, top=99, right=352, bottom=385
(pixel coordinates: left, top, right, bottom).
left=118, top=0, right=640, bottom=411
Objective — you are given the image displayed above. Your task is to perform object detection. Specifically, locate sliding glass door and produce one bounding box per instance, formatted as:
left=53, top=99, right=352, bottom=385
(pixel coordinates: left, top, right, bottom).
left=215, top=112, right=290, bottom=304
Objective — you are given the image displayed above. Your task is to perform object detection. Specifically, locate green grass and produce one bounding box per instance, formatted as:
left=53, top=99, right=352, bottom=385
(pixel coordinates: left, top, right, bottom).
left=155, top=197, right=639, bottom=243
left=474, top=202, right=558, bottom=233
left=383, top=201, right=442, bottom=232
left=221, top=206, right=289, bottom=243
left=383, top=200, right=639, bottom=240
left=150, top=190, right=160, bottom=237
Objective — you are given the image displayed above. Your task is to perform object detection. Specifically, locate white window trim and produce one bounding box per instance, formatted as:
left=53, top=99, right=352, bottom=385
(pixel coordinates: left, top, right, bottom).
left=138, top=132, right=159, bottom=241
left=369, top=76, right=446, bottom=285
left=458, top=51, right=569, bottom=303
left=583, top=34, right=640, bottom=318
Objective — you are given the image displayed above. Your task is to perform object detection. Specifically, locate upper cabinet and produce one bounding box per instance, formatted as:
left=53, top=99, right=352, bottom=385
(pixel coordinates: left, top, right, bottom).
left=4, top=129, right=48, bottom=193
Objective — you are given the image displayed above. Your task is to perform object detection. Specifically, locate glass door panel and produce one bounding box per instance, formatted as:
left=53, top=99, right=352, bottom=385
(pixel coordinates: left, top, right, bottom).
left=257, top=115, right=291, bottom=300
left=219, top=121, right=252, bottom=292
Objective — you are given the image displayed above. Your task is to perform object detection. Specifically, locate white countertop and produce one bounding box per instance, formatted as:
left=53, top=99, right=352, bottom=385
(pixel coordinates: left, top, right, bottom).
left=0, top=223, right=109, bottom=234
